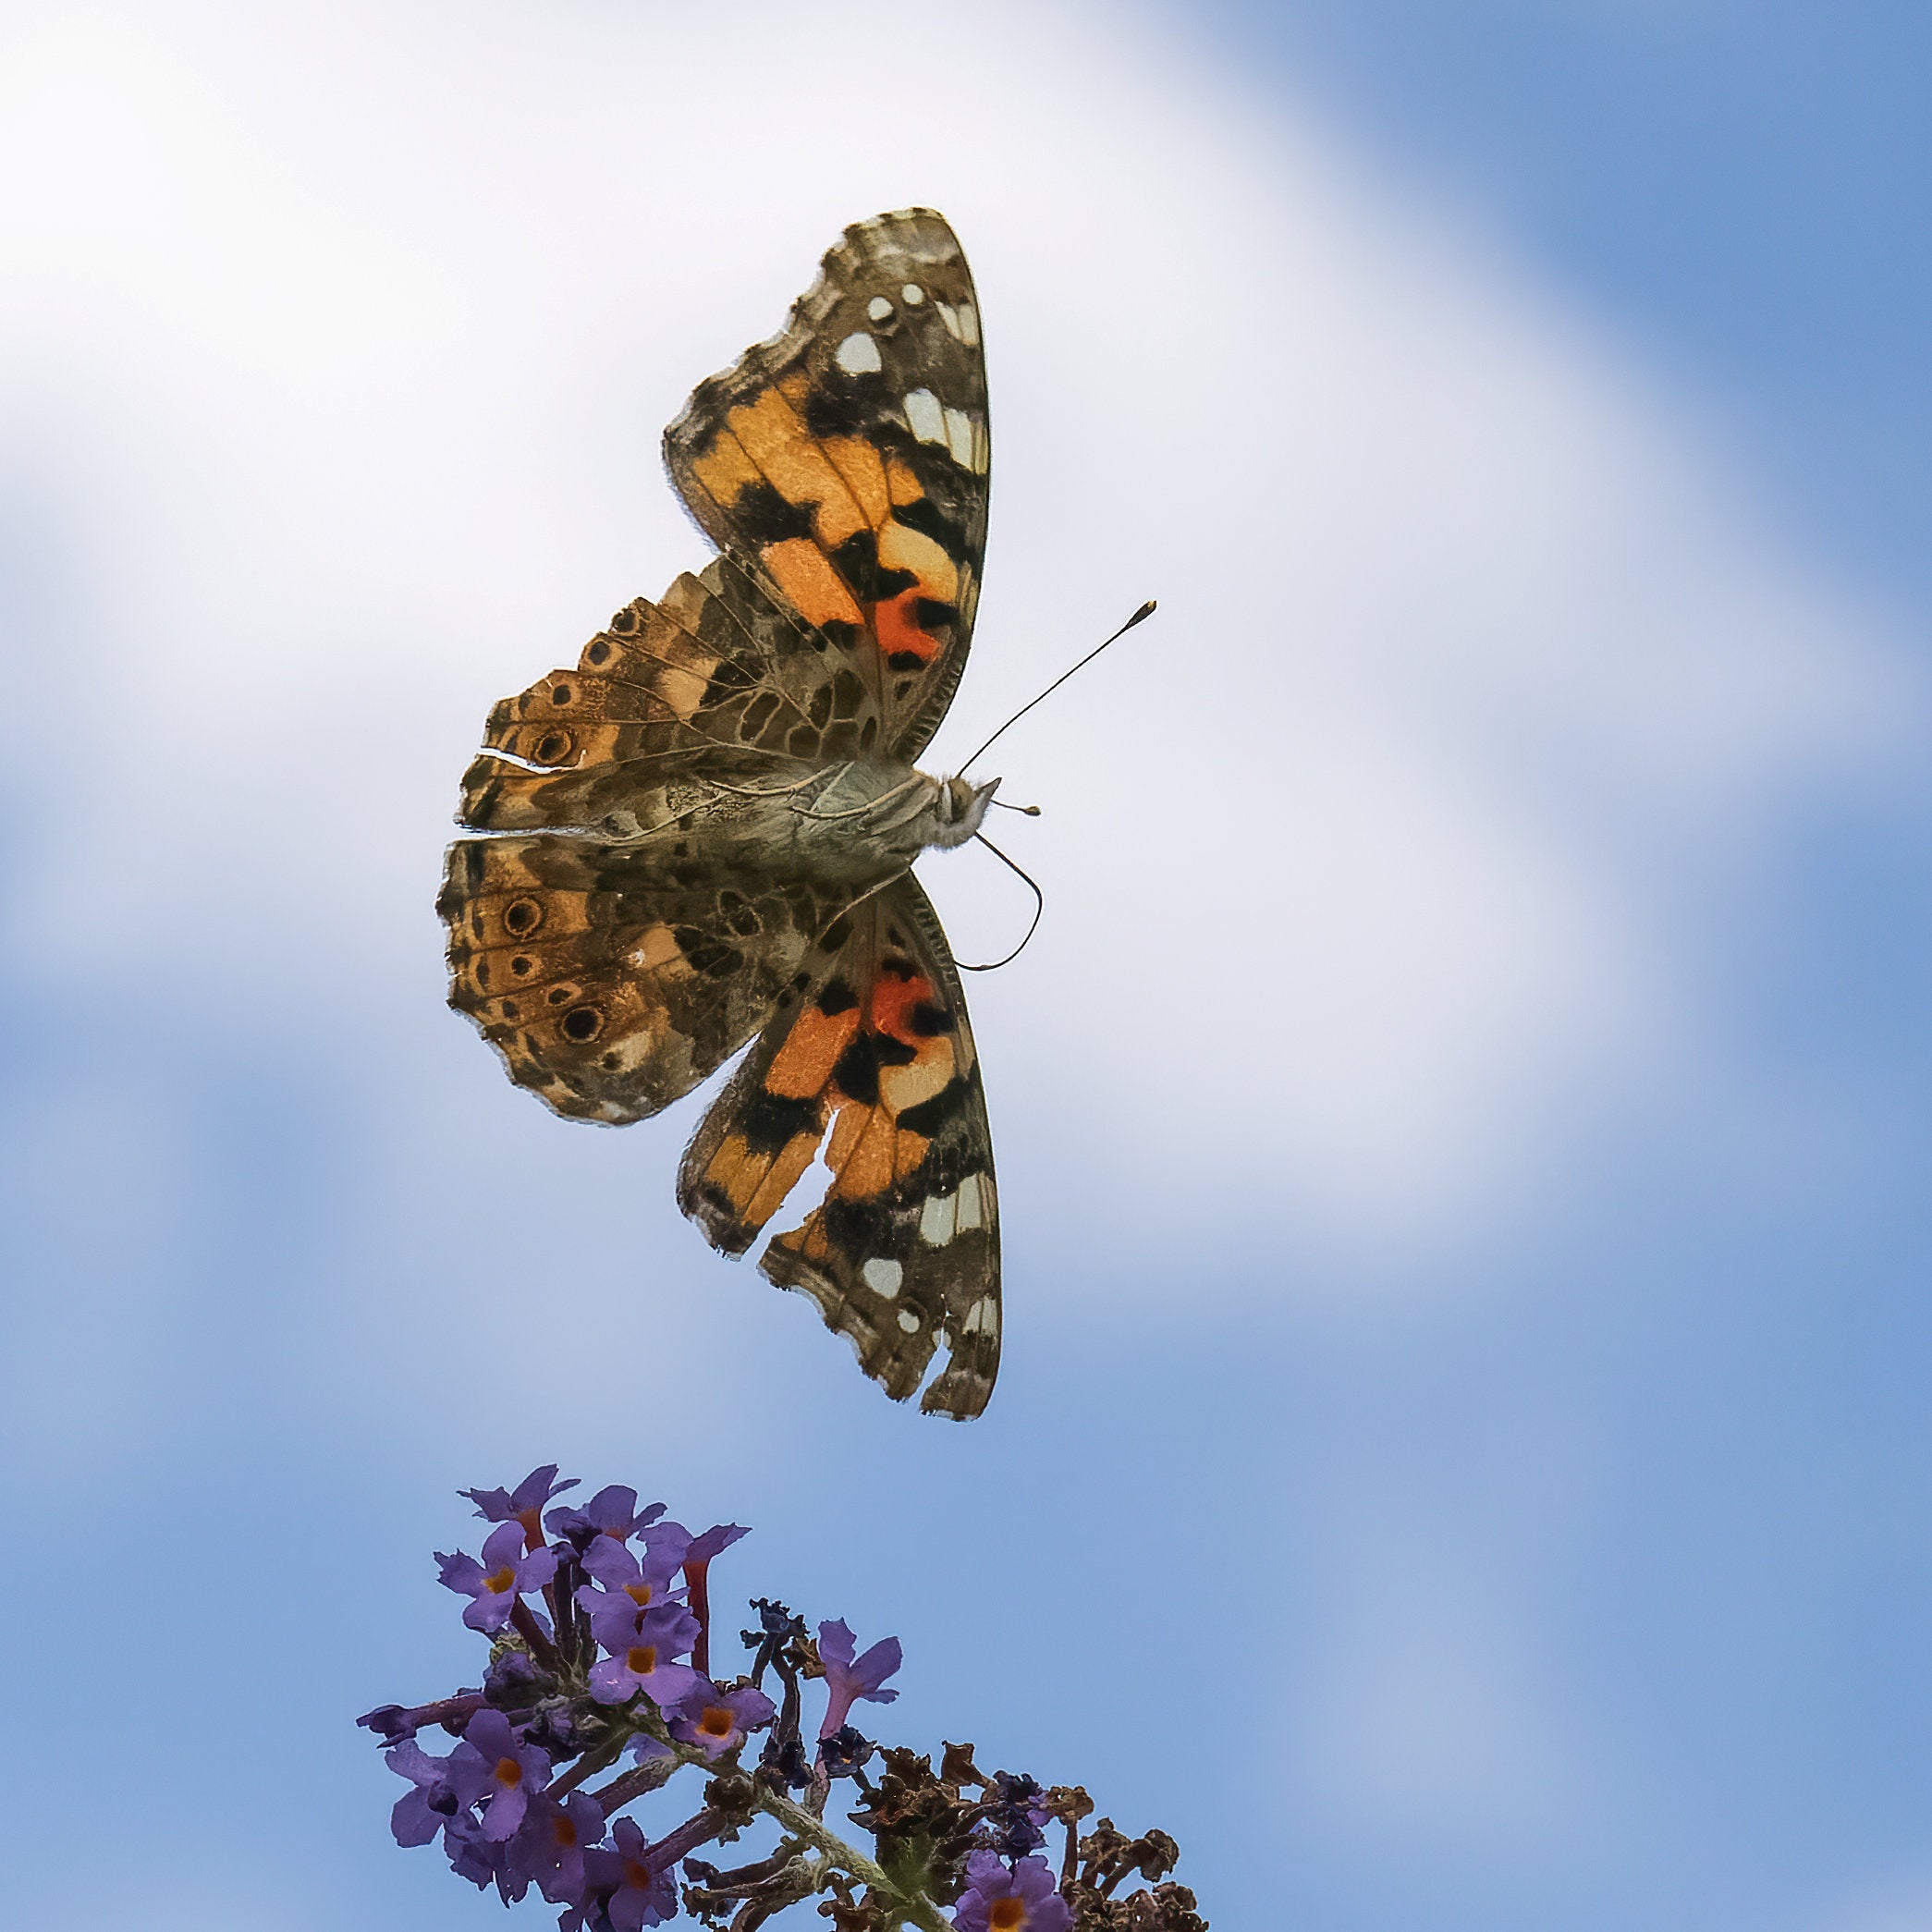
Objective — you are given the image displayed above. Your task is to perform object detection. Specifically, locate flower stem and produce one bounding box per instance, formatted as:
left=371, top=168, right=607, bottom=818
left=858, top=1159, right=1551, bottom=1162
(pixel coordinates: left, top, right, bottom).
left=753, top=1783, right=952, bottom=1932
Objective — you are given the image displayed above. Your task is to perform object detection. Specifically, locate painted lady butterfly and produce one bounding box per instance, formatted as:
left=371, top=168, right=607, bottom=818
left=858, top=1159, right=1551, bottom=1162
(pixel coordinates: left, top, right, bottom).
left=439, top=210, right=1003, bottom=1417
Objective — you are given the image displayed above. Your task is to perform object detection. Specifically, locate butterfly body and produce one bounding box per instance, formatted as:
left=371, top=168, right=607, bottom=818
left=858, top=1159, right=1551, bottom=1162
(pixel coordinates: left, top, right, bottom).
left=441, top=210, right=1004, bottom=1417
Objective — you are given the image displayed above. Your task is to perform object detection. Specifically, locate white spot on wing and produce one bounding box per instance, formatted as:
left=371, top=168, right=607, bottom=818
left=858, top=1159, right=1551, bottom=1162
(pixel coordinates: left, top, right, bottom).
left=903, top=388, right=946, bottom=445
left=956, top=301, right=980, bottom=346
left=862, top=1256, right=903, bottom=1297
left=836, top=332, right=883, bottom=375
left=866, top=295, right=894, bottom=323
left=944, top=407, right=975, bottom=468
left=920, top=1192, right=958, bottom=1245
left=936, top=301, right=962, bottom=341
left=955, top=1173, right=986, bottom=1231
left=901, top=282, right=924, bottom=304
left=962, top=1296, right=997, bottom=1338
left=897, top=1308, right=921, bottom=1332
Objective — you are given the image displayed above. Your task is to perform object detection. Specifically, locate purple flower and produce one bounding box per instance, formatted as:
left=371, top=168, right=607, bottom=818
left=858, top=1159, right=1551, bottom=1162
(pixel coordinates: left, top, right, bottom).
left=360, top=1691, right=486, bottom=1744
left=588, top=1601, right=703, bottom=1707
left=584, top=1582, right=702, bottom=1660
left=674, top=1522, right=747, bottom=1675
left=446, top=1707, right=551, bottom=1840
left=462, top=1466, right=579, bottom=1547
left=546, top=1484, right=666, bottom=1548
left=601, top=1817, right=679, bottom=1931
left=577, top=1524, right=691, bottom=1622
left=816, top=1619, right=901, bottom=1739
left=437, top=1520, right=558, bottom=1634
left=385, top=1739, right=456, bottom=1848
left=951, top=1852, right=1072, bottom=1932
left=511, top=1789, right=606, bottom=1905
left=667, top=1677, right=777, bottom=1759
left=443, top=1809, right=532, bottom=1902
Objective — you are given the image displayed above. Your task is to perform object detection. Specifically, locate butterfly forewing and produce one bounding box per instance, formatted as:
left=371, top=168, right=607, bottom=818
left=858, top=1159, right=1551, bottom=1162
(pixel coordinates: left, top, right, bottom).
left=664, top=209, right=989, bottom=762
left=677, top=875, right=1000, bottom=1419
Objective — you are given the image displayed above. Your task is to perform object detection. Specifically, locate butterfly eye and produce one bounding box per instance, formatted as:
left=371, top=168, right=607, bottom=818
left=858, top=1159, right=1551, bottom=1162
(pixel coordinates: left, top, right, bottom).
left=502, top=898, right=544, bottom=936
left=549, top=683, right=574, bottom=705
left=559, top=1005, right=604, bottom=1044
left=532, top=729, right=575, bottom=764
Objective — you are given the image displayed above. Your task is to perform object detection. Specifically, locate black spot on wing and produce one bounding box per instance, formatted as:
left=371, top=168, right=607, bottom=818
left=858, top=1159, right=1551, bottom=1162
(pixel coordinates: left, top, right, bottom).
left=896, top=1077, right=972, bottom=1137
left=827, top=531, right=918, bottom=605
left=740, top=1085, right=819, bottom=1155
left=832, top=1036, right=880, bottom=1106
left=723, top=479, right=819, bottom=547
left=890, top=492, right=967, bottom=553
left=801, top=373, right=887, bottom=439
left=822, top=1195, right=893, bottom=1259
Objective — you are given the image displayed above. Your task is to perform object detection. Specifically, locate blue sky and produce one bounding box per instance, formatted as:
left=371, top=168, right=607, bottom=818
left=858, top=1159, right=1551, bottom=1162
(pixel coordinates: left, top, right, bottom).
left=2, top=5, right=1928, bottom=1930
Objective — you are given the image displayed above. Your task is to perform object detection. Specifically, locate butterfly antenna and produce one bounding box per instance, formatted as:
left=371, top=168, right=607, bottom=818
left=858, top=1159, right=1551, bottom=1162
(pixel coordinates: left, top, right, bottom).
left=957, top=598, right=1156, bottom=777
left=959, top=834, right=1045, bottom=972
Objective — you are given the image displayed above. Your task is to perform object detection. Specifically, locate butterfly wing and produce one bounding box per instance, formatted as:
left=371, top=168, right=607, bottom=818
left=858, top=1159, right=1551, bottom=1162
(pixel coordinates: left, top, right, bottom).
left=677, top=873, right=999, bottom=1419
left=456, top=556, right=885, bottom=837
left=664, top=207, right=989, bottom=763
left=438, top=834, right=859, bottom=1125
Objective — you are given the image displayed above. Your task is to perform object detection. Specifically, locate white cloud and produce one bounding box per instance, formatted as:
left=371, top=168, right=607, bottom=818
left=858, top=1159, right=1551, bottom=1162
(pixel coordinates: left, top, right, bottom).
left=0, top=0, right=1914, bottom=1314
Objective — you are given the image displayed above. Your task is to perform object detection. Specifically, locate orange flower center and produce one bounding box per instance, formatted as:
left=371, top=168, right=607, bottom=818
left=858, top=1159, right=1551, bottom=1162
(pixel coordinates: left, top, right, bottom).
left=625, top=1582, right=654, bottom=1607
left=483, top=1565, right=517, bottom=1595
left=495, top=1756, right=522, bottom=1791
left=627, top=1645, right=659, bottom=1674
left=988, top=1900, right=1027, bottom=1932
left=700, top=1705, right=733, bottom=1740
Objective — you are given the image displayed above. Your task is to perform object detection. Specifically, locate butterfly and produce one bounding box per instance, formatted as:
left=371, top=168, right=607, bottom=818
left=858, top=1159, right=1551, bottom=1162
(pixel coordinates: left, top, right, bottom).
left=438, top=210, right=1004, bottom=1418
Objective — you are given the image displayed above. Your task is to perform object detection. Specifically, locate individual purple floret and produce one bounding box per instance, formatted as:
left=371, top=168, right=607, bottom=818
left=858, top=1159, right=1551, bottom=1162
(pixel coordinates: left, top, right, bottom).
left=512, top=1789, right=607, bottom=1905
left=676, top=1522, right=748, bottom=1675
left=462, top=1466, right=579, bottom=1544
left=589, top=1601, right=703, bottom=1708
left=445, top=1808, right=532, bottom=1902
left=951, top=1851, right=1073, bottom=1932
left=578, top=1523, right=691, bottom=1620
left=446, top=1707, right=553, bottom=1840
left=585, top=1584, right=702, bottom=1661
left=601, top=1817, right=679, bottom=1930
left=668, top=1677, right=777, bottom=1759
left=438, top=1520, right=559, bottom=1634
left=546, top=1484, right=667, bottom=1549
left=385, top=1739, right=457, bottom=1847
left=359, top=1690, right=486, bottom=1744
left=816, top=1619, right=902, bottom=1739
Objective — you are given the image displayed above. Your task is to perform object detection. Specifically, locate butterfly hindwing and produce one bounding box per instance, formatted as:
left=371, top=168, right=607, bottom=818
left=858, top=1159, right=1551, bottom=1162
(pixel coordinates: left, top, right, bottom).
left=676, top=873, right=999, bottom=1419
left=458, top=557, right=885, bottom=836
left=438, top=834, right=857, bottom=1125
left=664, top=207, right=989, bottom=763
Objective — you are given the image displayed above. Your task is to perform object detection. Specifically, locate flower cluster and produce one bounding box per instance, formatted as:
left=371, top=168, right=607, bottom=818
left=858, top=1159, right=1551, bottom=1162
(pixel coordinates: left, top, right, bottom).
left=362, top=1470, right=1204, bottom=1931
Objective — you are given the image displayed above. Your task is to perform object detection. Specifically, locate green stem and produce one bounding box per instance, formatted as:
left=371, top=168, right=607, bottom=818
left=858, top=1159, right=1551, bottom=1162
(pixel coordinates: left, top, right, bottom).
left=752, top=1784, right=951, bottom=1932
left=556, top=1713, right=950, bottom=1930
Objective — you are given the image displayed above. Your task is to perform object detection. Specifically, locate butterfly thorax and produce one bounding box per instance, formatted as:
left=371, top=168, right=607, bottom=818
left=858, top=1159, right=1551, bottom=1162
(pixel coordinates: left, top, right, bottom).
left=667, top=762, right=997, bottom=885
